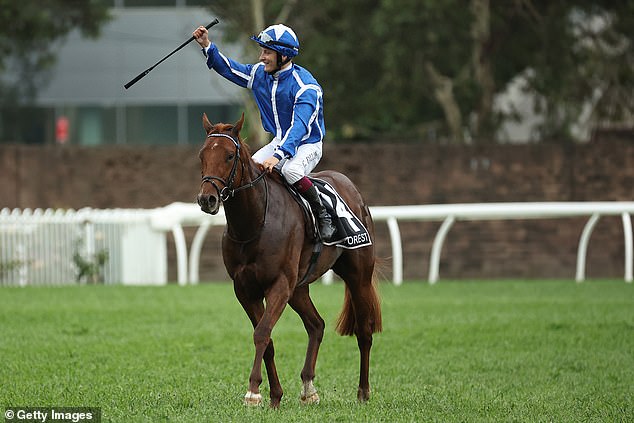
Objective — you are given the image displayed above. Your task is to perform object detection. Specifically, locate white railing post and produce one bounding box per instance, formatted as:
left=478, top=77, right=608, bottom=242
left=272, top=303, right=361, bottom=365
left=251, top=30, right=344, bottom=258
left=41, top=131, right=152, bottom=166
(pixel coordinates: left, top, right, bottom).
left=171, top=224, right=188, bottom=286
left=386, top=217, right=402, bottom=285
left=576, top=213, right=600, bottom=283
left=429, top=216, right=455, bottom=284
left=189, top=221, right=211, bottom=285
left=622, top=212, right=633, bottom=283
left=321, top=269, right=334, bottom=284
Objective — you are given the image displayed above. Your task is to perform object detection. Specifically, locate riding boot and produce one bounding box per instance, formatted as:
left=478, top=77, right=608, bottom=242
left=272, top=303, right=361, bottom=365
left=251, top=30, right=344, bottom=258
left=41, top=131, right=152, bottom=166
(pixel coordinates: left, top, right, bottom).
left=301, top=185, right=336, bottom=241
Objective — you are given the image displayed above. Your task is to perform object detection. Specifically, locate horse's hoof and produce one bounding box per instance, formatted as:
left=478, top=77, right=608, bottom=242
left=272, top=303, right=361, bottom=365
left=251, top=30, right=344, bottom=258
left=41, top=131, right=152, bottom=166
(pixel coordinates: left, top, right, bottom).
left=300, top=391, right=320, bottom=405
left=357, top=387, right=371, bottom=402
left=300, top=380, right=320, bottom=405
left=244, top=391, right=263, bottom=406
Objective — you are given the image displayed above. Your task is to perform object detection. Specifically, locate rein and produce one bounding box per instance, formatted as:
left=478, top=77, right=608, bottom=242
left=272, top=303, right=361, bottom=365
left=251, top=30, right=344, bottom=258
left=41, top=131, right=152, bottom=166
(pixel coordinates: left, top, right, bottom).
left=201, top=132, right=268, bottom=243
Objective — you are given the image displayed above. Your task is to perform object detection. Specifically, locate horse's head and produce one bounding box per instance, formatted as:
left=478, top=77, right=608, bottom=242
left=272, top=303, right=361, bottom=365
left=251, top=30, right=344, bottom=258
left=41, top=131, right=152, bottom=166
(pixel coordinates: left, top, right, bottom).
left=197, top=113, right=246, bottom=215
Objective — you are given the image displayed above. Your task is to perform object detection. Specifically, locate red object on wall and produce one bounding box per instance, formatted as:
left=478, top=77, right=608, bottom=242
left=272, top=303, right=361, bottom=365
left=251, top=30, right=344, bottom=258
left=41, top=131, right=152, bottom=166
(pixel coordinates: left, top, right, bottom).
left=56, top=116, right=70, bottom=144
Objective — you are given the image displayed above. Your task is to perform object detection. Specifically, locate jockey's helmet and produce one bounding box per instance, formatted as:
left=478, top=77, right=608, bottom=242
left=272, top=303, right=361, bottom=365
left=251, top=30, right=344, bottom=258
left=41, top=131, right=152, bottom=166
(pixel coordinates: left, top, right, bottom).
left=251, top=24, right=300, bottom=58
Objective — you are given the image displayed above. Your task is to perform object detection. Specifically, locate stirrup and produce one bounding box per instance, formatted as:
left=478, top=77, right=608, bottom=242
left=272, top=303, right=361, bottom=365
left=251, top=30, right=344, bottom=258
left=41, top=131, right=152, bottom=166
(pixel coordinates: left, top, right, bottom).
left=319, top=218, right=336, bottom=241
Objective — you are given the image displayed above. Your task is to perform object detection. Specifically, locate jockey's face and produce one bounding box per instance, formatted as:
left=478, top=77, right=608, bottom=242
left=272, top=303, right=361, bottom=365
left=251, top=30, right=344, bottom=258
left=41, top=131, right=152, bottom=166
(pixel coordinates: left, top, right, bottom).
left=259, top=47, right=288, bottom=73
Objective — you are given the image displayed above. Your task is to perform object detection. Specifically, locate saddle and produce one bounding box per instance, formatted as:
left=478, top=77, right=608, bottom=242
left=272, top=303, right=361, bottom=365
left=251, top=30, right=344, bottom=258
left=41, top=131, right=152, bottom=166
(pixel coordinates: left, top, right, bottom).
left=283, top=176, right=372, bottom=250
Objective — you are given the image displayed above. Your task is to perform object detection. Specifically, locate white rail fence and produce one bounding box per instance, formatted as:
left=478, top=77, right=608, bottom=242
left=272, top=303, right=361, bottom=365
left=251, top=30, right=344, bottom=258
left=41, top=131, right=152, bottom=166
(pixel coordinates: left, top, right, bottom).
left=0, top=208, right=166, bottom=286
left=369, top=202, right=634, bottom=285
left=1, top=202, right=632, bottom=286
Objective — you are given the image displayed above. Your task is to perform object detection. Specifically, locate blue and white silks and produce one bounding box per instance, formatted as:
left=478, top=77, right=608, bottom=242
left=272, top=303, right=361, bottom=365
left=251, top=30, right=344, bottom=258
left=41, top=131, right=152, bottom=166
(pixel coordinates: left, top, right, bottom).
left=203, top=44, right=325, bottom=161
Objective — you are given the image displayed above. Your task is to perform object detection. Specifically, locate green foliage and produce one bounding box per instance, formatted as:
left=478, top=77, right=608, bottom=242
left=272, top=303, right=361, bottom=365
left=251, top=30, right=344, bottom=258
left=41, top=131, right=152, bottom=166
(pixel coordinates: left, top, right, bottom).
left=0, top=281, right=632, bottom=421
left=0, top=258, right=21, bottom=275
left=208, top=0, right=632, bottom=143
left=0, top=0, right=111, bottom=105
left=72, top=245, right=109, bottom=284
left=0, top=247, right=22, bottom=277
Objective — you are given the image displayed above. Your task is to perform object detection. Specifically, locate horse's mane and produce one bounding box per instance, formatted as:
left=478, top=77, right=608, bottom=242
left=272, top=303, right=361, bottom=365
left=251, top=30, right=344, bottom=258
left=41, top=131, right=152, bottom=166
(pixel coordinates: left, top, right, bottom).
left=214, top=123, right=234, bottom=132
left=240, top=138, right=253, bottom=158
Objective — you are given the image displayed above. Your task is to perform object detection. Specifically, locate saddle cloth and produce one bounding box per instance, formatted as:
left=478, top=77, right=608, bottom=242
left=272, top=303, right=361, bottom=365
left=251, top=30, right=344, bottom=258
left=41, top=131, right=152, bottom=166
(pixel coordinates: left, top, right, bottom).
left=294, top=177, right=372, bottom=249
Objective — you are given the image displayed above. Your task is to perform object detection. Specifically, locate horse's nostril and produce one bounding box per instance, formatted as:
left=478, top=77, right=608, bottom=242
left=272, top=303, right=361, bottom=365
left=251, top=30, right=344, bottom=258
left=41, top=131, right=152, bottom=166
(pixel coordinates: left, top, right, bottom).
left=197, top=194, right=207, bottom=209
left=197, top=193, right=218, bottom=213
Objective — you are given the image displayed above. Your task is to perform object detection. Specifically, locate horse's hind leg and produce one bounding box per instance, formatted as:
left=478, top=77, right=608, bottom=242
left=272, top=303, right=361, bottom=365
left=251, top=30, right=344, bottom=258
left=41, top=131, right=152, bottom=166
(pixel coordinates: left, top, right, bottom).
left=289, top=285, right=325, bottom=404
left=333, top=253, right=382, bottom=402
left=234, top=285, right=285, bottom=408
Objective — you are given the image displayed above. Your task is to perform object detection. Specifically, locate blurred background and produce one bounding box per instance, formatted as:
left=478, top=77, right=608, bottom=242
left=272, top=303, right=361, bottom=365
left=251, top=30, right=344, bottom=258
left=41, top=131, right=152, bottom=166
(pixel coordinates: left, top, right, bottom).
left=1, top=0, right=632, bottom=146
left=0, top=0, right=632, bottom=282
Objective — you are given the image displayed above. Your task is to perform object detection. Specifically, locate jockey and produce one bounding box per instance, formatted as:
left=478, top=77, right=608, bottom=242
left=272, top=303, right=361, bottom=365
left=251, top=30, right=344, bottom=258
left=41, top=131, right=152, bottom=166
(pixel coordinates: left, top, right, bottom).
left=193, top=23, right=336, bottom=241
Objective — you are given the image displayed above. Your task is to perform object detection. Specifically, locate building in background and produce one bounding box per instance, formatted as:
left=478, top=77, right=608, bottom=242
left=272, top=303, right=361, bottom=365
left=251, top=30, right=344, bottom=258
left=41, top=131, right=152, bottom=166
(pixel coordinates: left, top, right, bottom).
left=2, top=1, right=244, bottom=146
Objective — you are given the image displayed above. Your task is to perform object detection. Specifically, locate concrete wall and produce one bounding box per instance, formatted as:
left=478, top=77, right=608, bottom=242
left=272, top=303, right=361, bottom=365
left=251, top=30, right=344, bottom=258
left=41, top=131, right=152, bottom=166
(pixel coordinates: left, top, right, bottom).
left=1, top=137, right=632, bottom=281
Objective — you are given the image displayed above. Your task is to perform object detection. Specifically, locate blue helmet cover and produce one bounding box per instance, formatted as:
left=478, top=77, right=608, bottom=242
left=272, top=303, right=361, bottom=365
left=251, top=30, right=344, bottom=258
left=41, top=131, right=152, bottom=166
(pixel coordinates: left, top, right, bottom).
left=251, top=24, right=300, bottom=57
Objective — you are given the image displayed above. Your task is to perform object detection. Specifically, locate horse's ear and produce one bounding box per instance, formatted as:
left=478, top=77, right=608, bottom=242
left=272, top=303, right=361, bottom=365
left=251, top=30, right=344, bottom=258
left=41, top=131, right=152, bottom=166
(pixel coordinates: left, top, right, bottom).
left=202, top=113, right=214, bottom=134
left=232, top=113, right=245, bottom=137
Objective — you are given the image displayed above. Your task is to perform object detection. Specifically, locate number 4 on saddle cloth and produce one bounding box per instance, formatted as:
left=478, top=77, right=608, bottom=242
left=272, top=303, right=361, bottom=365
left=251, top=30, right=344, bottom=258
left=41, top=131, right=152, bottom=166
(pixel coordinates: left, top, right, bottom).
left=287, top=177, right=372, bottom=249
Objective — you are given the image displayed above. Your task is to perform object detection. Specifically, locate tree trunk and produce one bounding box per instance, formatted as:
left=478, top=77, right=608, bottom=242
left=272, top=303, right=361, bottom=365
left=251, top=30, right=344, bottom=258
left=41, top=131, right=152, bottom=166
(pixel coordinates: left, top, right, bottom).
left=471, top=0, right=495, bottom=141
left=243, top=0, right=298, bottom=147
left=425, top=62, right=464, bottom=143
left=251, top=0, right=264, bottom=33
left=243, top=0, right=267, bottom=146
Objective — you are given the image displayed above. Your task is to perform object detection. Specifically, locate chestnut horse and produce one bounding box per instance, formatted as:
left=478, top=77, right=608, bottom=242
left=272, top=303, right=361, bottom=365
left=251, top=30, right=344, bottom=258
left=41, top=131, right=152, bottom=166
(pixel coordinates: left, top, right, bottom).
left=196, top=113, right=382, bottom=408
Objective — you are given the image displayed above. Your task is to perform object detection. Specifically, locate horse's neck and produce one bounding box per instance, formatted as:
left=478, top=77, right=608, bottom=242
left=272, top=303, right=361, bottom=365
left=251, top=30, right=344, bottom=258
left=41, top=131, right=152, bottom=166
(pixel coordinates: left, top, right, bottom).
left=224, top=164, right=266, bottom=241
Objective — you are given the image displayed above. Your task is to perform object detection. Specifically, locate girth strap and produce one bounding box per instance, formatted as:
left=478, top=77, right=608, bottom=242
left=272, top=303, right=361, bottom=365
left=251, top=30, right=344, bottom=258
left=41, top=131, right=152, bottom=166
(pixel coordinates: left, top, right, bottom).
left=296, top=242, right=323, bottom=288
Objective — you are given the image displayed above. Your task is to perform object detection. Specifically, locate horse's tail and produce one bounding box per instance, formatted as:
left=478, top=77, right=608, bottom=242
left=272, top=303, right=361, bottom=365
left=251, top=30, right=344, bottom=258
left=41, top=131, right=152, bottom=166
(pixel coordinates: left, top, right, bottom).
left=335, top=265, right=383, bottom=336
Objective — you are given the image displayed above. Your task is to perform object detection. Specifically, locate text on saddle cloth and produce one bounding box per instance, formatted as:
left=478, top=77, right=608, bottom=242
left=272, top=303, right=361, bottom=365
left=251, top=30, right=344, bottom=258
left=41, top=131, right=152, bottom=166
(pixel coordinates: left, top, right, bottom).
left=308, top=178, right=372, bottom=249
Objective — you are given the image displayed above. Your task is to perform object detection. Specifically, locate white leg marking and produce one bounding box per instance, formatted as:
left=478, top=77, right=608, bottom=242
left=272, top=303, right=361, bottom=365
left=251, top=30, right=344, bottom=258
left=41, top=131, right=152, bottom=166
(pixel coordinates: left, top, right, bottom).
left=300, top=380, right=320, bottom=405
left=244, top=391, right=263, bottom=406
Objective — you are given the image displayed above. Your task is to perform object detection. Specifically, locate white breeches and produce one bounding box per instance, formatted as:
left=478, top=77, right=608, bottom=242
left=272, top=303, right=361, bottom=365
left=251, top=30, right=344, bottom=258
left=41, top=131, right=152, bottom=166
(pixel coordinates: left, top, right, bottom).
left=252, top=138, right=323, bottom=185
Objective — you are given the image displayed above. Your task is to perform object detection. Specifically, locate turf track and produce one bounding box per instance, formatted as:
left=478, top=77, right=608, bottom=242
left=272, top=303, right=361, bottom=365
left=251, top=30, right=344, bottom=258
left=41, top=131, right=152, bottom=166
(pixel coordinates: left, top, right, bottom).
left=1, top=280, right=632, bottom=422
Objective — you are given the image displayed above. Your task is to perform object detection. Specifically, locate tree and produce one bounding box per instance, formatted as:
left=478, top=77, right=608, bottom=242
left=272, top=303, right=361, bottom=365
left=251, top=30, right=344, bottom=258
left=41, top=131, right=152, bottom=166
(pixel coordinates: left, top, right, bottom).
left=0, top=0, right=110, bottom=106
left=311, top=0, right=634, bottom=143
left=208, top=0, right=632, bottom=143
left=524, top=1, right=634, bottom=139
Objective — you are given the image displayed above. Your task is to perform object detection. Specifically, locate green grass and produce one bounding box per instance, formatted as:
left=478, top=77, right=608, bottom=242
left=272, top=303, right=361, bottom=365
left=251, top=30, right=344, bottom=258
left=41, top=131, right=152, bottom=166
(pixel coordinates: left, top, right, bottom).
left=1, top=280, right=632, bottom=422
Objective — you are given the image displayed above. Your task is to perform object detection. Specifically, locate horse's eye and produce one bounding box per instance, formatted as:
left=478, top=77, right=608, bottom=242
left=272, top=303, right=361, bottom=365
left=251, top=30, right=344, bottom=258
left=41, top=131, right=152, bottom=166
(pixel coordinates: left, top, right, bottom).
left=227, top=153, right=235, bottom=162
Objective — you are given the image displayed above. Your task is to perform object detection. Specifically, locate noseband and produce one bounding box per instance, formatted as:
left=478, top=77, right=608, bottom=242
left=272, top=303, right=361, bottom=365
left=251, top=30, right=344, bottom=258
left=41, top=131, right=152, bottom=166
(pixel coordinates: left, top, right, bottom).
left=201, top=132, right=266, bottom=202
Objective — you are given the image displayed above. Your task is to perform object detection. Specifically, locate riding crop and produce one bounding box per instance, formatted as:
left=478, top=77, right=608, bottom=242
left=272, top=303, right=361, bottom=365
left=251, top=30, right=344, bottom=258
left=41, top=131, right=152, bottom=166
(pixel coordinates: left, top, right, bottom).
left=124, top=18, right=220, bottom=89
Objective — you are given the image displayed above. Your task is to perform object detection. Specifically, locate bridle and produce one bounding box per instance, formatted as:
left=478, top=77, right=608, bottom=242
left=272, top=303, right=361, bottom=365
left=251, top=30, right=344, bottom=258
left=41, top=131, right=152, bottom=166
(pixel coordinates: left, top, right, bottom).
left=201, top=132, right=266, bottom=202
left=200, top=131, right=268, bottom=244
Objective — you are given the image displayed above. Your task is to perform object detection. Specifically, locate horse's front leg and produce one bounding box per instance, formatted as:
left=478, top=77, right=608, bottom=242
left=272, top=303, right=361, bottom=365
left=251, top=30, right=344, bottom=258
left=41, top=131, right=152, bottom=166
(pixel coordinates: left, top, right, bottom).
left=243, top=280, right=291, bottom=408
left=289, top=285, right=325, bottom=405
left=234, top=284, right=283, bottom=408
